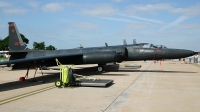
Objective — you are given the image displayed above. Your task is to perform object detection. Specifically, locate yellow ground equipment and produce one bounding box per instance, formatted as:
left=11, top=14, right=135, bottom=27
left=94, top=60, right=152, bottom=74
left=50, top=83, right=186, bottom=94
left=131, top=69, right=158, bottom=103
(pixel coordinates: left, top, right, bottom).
left=54, top=59, right=113, bottom=88
left=55, top=59, right=75, bottom=87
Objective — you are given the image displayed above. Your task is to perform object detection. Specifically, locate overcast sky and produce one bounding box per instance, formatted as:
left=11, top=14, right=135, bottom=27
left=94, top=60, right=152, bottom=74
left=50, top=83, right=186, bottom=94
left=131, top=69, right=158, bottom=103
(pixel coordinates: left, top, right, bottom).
left=0, top=0, right=199, bottom=51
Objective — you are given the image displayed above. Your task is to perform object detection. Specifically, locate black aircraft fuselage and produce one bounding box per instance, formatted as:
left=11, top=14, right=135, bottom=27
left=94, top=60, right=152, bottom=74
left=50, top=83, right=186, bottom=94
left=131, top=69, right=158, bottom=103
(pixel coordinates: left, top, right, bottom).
left=9, top=44, right=195, bottom=67
left=0, top=22, right=197, bottom=71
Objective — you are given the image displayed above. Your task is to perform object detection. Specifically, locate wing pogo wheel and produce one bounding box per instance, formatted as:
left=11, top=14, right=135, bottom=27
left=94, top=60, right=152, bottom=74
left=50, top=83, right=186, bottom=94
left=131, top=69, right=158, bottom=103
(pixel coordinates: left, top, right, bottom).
left=97, top=66, right=103, bottom=72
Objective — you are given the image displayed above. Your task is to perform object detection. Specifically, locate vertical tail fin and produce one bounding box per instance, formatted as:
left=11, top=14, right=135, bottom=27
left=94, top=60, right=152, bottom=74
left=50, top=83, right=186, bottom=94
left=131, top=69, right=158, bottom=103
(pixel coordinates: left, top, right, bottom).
left=8, top=22, right=27, bottom=51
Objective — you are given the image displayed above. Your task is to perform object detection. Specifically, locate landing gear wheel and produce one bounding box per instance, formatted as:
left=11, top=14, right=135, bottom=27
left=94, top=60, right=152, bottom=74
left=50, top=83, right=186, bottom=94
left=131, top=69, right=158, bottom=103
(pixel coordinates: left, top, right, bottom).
left=68, top=68, right=75, bottom=85
left=55, top=79, right=62, bottom=87
left=97, top=66, right=104, bottom=72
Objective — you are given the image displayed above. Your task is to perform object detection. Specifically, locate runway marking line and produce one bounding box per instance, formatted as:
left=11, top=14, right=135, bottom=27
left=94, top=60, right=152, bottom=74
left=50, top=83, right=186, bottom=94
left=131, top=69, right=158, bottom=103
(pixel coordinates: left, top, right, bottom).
left=104, top=62, right=153, bottom=111
left=0, top=85, right=55, bottom=105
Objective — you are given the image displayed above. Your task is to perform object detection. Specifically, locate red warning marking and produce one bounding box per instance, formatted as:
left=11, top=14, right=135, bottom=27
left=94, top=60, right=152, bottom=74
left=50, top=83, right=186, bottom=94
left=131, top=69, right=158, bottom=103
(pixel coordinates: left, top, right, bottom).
left=19, top=77, right=25, bottom=82
left=156, top=49, right=162, bottom=52
left=9, top=24, right=14, bottom=27
left=14, top=42, right=22, bottom=46
left=12, top=29, right=15, bottom=33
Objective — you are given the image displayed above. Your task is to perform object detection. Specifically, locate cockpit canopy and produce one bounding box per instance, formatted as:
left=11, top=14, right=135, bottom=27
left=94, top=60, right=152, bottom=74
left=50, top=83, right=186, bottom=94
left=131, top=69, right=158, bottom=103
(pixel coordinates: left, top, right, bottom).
left=141, top=43, right=167, bottom=49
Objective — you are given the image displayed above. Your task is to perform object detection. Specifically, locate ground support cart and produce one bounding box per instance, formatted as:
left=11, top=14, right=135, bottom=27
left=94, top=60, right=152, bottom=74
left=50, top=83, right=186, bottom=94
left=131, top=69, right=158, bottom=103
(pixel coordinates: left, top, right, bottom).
left=55, top=59, right=113, bottom=88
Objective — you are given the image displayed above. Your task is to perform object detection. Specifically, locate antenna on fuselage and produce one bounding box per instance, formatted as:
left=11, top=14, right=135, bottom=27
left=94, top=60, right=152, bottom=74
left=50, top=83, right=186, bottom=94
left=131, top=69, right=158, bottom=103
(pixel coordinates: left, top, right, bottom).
left=133, top=39, right=137, bottom=44
left=123, top=39, right=127, bottom=45
left=105, top=43, right=108, bottom=47
left=79, top=44, right=83, bottom=48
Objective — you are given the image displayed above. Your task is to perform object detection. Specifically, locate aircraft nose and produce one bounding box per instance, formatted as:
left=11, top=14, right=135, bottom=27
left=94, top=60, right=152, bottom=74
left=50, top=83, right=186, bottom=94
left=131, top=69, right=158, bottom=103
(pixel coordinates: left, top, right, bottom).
left=182, top=50, right=196, bottom=57
left=194, top=52, right=199, bottom=55
left=166, top=49, right=197, bottom=59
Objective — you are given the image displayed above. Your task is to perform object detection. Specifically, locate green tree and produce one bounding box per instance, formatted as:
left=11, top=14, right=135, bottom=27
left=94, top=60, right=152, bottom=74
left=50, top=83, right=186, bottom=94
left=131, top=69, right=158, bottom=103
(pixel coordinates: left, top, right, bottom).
left=33, top=42, right=56, bottom=50
left=20, top=34, right=29, bottom=44
left=0, top=37, right=8, bottom=50
left=45, top=45, right=56, bottom=50
left=33, top=42, right=45, bottom=50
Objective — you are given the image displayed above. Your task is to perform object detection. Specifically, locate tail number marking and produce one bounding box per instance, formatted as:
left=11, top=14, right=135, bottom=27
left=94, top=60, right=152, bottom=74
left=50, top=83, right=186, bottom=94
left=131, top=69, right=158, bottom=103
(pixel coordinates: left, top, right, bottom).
left=156, top=49, right=162, bottom=52
left=15, top=42, right=22, bottom=46
left=9, top=24, right=14, bottom=27
left=12, top=29, right=15, bottom=33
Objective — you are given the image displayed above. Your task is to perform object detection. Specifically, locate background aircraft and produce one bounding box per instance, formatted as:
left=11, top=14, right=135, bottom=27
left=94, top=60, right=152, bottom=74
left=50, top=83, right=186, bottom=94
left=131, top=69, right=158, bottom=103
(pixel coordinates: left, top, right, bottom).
left=0, top=22, right=197, bottom=75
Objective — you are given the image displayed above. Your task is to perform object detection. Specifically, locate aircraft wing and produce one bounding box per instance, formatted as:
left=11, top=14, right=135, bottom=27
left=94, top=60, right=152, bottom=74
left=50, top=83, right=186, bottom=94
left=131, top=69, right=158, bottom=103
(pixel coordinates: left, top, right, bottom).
left=0, top=53, right=83, bottom=65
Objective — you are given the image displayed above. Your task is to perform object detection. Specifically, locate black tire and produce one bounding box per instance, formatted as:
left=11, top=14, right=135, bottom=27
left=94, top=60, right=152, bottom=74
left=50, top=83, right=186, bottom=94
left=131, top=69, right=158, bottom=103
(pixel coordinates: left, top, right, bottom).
left=97, top=66, right=103, bottom=72
left=68, top=68, right=75, bottom=85
left=55, top=79, right=62, bottom=87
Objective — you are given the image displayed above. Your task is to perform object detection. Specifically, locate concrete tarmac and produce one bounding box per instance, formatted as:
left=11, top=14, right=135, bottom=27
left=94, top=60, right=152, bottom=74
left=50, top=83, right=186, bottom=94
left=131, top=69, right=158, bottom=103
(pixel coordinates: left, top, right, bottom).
left=0, top=60, right=200, bottom=112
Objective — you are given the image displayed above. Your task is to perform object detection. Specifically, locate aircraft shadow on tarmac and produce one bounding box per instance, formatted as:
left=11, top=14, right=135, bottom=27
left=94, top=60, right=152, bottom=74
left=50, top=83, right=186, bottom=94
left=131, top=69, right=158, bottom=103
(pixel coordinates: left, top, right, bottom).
left=3, top=64, right=196, bottom=92
left=0, top=73, right=59, bottom=92
left=0, top=65, right=122, bottom=92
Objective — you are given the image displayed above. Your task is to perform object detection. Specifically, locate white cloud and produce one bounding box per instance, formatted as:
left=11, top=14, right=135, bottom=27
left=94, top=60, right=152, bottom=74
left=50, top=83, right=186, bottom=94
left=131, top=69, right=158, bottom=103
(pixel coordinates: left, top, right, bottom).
left=117, top=30, right=137, bottom=37
left=0, top=25, right=6, bottom=28
left=125, top=23, right=149, bottom=30
left=127, top=3, right=173, bottom=14
left=113, top=0, right=123, bottom=3
left=170, top=15, right=189, bottom=25
left=145, top=31, right=169, bottom=37
left=42, top=3, right=65, bottom=13
left=0, top=1, right=28, bottom=15
left=70, top=22, right=99, bottom=29
left=185, top=32, right=194, bottom=36
left=3, top=8, right=28, bottom=15
left=126, top=3, right=200, bottom=17
left=28, top=1, right=39, bottom=8
left=63, top=2, right=76, bottom=7
left=0, top=1, right=11, bottom=7
left=160, top=15, right=189, bottom=30
left=158, top=4, right=200, bottom=30
left=99, top=17, right=136, bottom=23
left=81, top=4, right=118, bottom=16
left=119, top=14, right=164, bottom=24
left=68, top=35, right=81, bottom=38
left=170, top=4, right=200, bottom=16
left=176, top=24, right=200, bottom=30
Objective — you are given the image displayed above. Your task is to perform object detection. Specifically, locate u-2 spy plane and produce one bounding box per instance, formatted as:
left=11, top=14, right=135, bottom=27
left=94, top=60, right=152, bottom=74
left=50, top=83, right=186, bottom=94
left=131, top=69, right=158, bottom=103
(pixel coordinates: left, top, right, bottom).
left=0, top=22, right=197, bottom=76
